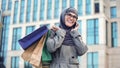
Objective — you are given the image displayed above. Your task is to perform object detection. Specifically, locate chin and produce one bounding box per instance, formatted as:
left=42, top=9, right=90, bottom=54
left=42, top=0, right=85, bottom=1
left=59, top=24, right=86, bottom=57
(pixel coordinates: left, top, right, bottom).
left=65, top=22, right=74, bottom=27
left=66, top=25, right=73, bottom=27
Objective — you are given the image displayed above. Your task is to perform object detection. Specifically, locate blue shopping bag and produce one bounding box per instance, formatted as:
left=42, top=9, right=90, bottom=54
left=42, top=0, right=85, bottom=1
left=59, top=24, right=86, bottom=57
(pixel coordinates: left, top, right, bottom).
left=18, top=25, right=48, bottom=50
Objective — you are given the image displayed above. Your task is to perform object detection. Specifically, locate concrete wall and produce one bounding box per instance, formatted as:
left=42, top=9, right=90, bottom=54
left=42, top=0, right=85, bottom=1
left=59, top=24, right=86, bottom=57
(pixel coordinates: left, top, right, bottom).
left=107, top=48, right=120, bottom=68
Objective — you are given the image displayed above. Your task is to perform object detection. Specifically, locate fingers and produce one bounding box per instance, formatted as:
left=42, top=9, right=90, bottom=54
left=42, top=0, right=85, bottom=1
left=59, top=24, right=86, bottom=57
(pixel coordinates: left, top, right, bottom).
left=71, top=23, right=79, bottom=31
left=74, top=23, right=79, bottom=30
left=76, top=23, right=79, bottom=28
left=51, top=26, right=60, bottom=31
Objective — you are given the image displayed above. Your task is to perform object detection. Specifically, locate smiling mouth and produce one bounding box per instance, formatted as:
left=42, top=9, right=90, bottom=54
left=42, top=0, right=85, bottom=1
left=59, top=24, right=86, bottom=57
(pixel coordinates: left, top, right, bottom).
left=67, top=20, right=74, bottom=24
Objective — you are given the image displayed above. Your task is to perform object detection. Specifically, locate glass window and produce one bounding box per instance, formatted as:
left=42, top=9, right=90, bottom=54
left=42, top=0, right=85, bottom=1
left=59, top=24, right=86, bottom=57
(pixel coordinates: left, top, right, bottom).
left=70, top=0, right=74, bottom=7
left=13, top=1, right=19, bottom=24
left=111, top=22, right=118, bottom=47
left=78, top=0, right=83, bottom=16
left=55, top=22, right=59, bottom=27
left=78, top=20, right=82, bottom=34
left=26, top=0, right=31, bottom=22
left=95, top=3, right=99, bottom=13
left=11, top=56, right=19, bottom=68
left=1, top=16, right=10, bottom=65
left=62, top=0, right=67, bottom=10
left=87, top=52, right=98, bottom=68
left=87, top=19, right=99, bottom=45
left=54, top=0, right=59, bottom=19
left=0, top=11, right=2, bottom=24
left=26, top=26, right=35, bottom=35
left=24, top=61, right=32, bottom=68
left=20, top=0, right=25, bottom=23
left=8, top=0, right=12, bottom=10
left=93, top=53, right=99, bottom=68
left=78, top=56, right=81, bottom=63
left=110, top=6, right=117, bottom=18
left=40, top=0, right=45, bottom=20
left=1, top=0, right=6, bottom=11
left=86, top=0, right=91, bottom=15
left=12, top=27, right=22, bottom=50
left=47, top=0, right=52, bottom=19
left=33, top=0, right=38, bottom=21
left=40, top=24, right=50, bottom=28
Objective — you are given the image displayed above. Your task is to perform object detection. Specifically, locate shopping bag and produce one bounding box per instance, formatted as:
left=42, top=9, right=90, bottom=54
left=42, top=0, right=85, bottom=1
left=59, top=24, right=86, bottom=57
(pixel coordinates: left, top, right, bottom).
left=18, top=25, right=48, bottom=50
left=42, top=30, right=52, bottom=65
left=21, top=40, right=39, bottom=61
left=21, top=30, right=51, bottom=67
left=21, top=34, right=46, bottom=67
left=29, top=34, right=46, bottom=67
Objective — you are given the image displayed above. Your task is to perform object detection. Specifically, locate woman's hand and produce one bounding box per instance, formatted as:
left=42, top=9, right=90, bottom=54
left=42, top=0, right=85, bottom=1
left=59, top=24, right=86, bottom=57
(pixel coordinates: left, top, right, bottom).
left=72, top=23, right=79, bottom=31
left=51, top=25, right=60, bottom=32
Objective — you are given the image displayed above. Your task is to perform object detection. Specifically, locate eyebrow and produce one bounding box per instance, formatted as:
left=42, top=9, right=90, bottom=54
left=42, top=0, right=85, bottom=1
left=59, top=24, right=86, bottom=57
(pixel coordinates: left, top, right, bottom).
left=66, top=13, right=78, bottom=19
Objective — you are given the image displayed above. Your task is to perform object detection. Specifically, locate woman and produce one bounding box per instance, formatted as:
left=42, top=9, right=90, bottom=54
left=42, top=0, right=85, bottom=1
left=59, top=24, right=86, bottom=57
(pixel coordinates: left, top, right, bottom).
left=46, top=7, right=88, bottom=68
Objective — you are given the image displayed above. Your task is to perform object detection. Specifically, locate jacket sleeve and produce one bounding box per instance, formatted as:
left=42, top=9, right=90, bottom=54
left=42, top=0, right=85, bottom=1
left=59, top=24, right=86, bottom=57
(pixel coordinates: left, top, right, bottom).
left=70, top=30, right=88, bottom=56
left=46, top=29, right=66, bottom=53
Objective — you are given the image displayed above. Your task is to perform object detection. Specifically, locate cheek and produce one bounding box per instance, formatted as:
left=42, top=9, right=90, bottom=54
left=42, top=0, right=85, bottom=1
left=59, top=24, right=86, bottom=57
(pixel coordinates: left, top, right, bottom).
left=65, top=17, right=70, bottom=25
left=65, top=21, right=75, bottom=27
left=64, top=16, right=67, bottom=22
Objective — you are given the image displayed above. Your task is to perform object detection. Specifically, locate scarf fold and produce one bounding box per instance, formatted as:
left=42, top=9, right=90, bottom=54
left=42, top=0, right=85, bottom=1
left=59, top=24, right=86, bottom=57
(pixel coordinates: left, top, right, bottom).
left=62, top=29, right=75, bottom=46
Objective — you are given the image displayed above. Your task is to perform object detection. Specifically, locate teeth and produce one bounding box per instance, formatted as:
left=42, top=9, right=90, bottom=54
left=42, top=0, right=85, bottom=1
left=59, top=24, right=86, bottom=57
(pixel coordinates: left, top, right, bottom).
left=67, top=20, right=73, bottom=23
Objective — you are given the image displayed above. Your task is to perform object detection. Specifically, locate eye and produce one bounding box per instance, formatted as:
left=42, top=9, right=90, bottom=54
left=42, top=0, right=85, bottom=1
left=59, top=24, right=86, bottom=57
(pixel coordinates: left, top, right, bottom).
left=73, top=16, right=77, bottom=19
left=67, top=14, right=72, bottom=17
left=66, top=13, right=77, bottom=19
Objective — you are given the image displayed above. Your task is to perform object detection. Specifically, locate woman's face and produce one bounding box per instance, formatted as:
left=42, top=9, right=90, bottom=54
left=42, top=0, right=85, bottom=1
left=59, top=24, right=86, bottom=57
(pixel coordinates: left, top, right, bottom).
left=65, top=12, right=77, bottom=27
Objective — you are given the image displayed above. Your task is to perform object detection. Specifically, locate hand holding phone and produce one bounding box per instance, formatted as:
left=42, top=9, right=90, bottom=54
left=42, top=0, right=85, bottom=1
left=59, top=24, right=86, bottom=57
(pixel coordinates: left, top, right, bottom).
left=72, top=23, right=79, bottom=31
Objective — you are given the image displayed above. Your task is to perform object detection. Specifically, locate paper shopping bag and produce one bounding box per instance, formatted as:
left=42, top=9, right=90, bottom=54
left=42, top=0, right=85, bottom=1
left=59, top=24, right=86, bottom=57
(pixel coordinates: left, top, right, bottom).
left=29, top=34, right=46, bottom=67
left=18, top=25, right=48, bottom=50
left=21, top=40, right=39, bottom=61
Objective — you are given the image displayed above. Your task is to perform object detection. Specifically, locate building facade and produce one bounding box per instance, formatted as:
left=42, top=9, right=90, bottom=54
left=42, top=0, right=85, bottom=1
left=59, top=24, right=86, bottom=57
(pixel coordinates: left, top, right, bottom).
left=0, top=0, right=120, bottom=68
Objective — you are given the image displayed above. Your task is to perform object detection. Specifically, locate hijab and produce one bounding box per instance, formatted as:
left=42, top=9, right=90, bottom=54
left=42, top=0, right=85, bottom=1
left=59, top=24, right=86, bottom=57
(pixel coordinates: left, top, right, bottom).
left=59, top=7, right=78, bottom=46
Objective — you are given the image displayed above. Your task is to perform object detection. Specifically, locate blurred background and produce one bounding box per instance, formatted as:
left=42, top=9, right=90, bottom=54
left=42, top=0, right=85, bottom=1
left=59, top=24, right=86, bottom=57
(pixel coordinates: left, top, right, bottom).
left=0, top=0, right=120, bottom=68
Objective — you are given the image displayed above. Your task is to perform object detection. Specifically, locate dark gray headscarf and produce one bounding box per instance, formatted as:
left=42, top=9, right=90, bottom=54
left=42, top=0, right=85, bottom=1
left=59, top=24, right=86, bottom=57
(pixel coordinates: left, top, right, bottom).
left=60, top=7, right=78, bottom=30
left=59, top=7, right=78, bottom=46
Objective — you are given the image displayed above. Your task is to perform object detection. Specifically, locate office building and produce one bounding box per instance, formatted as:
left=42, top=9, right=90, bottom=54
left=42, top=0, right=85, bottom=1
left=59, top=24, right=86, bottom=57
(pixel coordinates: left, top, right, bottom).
left=0, top=0, right=120, bottom=68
